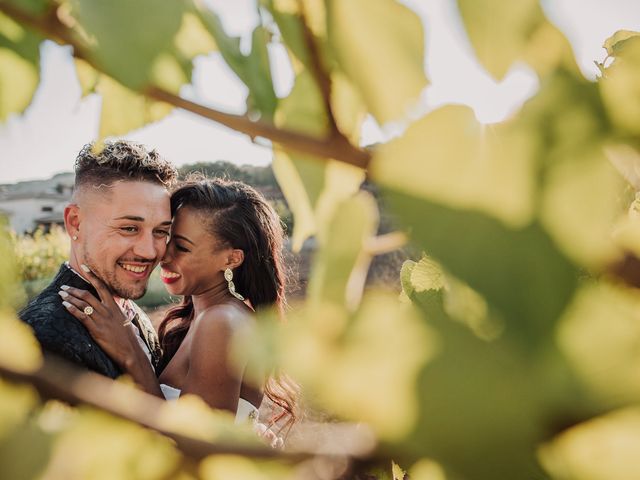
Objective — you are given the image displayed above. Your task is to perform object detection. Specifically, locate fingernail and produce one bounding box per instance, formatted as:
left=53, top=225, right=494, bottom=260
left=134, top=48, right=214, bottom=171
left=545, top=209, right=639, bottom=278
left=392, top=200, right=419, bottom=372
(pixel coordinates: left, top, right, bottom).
left=62, top=301, right=72, bottom=308
left=60, top=285, right=70, bottom=291
left=58, top=290, right=69, bottom=298
left=80, top=264, right=90, bottom=273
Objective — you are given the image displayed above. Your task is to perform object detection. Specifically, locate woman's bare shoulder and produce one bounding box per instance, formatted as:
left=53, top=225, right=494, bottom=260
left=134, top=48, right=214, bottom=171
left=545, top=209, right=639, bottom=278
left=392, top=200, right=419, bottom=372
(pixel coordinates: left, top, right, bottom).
left=192, top=302, right=254, bottom=337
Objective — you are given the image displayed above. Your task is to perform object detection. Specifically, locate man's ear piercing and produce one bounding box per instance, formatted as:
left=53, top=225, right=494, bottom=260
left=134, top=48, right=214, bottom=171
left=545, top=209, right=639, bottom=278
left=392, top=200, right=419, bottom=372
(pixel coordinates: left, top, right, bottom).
left=72, top=235, right=78, bottom=241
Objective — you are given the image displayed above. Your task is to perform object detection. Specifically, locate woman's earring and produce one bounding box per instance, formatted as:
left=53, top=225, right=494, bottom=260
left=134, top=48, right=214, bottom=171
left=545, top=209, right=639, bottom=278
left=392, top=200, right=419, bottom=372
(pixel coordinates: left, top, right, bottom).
left=224, top=268, right=245, bottom=301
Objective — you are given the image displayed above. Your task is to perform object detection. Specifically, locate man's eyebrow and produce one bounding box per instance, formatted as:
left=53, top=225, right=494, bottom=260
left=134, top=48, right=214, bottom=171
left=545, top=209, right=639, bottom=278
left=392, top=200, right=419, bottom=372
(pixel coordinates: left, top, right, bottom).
left=172, top=234, right=195, bottom=245
left=113, top=216, right=172, bottom=227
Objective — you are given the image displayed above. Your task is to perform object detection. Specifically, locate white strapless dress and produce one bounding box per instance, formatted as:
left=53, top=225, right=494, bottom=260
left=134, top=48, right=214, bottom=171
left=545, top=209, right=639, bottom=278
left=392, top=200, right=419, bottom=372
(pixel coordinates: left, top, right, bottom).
left=160, top=383, right=259, bottom=424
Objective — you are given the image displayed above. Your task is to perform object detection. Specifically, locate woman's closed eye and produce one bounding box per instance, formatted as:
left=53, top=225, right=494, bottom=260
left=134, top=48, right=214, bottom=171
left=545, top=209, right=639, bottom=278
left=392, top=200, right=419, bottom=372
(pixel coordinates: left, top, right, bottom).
left=175, top=243, right=190, bottom=253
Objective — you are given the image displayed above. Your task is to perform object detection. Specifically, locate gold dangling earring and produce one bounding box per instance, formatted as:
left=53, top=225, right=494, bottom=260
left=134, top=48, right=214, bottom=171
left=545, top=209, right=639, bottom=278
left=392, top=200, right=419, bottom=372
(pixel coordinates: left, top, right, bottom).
left=224, top=268, right=244, bottom=301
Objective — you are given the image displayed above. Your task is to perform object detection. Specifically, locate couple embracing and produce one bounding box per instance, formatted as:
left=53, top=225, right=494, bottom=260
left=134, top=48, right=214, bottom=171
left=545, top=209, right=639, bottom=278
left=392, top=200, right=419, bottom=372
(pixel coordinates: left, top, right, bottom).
left=19, top=140, right=297, bottom=441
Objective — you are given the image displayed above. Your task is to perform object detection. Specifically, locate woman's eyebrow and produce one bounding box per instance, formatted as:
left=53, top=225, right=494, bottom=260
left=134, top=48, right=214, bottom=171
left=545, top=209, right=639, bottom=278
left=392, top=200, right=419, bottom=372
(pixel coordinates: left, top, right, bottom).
left=172, top=234, right=195, bottom=245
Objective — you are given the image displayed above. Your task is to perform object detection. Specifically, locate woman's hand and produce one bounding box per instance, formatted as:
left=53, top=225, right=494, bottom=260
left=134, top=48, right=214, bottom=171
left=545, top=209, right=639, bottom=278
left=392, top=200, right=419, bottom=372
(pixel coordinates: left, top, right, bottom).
left=58, top=265, right=142, bottom=370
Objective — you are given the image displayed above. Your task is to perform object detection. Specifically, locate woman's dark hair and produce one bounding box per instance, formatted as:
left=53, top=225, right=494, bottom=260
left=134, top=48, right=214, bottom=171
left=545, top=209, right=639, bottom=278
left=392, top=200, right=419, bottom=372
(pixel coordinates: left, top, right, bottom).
left=157, top=175, right=298, bottom=429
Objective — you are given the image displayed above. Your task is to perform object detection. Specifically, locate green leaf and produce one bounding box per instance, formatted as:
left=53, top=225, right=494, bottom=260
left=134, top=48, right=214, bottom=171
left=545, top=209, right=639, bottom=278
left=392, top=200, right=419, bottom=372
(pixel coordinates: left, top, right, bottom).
left=281, top=291, right=435, bottom=440
left=599, top=34, right=640, bottom=136
left=557, top=281, right=640, bottom=407
left=0, top=13, right=40, bottom=121
left=540, top=407, right=640, bottom=480
left=0, top=380, right=38, bottom=440
left=371, top=105, right=537, bottom=228
left=197, top=8, right=277, bottom=120
left=272, top=69, right=364, bottom=249
left=384, top=189, right=578, bottom=350
left=71, top=0, right=186, bottom=89
left=41, top=408, right=181, bottom=479
left=327, top=0, right=428, bottom=124
left=4, top=0, right=48, bottom=16
left=455, top=0, right=576, bottom=80
left=272, top=151, right=324, bottom=250
left=0, top=418, right=53, bottom=480
left=75, top=60, right=173, bottom=138
left=200, top=455, right=293, bottom=480
left=540, top=149, right=626, bottom=268
left=173, top=11, right=217, bottom=59
left=603, top=29, right=640, bottom=57
left=306, top=192, right=378, bottom=309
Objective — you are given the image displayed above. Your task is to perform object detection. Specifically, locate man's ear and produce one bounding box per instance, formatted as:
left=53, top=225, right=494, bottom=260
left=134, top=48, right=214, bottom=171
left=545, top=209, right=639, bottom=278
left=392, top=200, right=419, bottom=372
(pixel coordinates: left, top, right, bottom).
left=64, top=204, right=81, bottom=240
left=226, top=249, right=245, bottom=270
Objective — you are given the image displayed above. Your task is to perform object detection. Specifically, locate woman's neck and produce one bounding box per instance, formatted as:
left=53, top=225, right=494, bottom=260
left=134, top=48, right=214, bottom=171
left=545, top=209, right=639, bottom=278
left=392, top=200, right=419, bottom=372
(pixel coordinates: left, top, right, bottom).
left=191, top=279, right=235, bottom=316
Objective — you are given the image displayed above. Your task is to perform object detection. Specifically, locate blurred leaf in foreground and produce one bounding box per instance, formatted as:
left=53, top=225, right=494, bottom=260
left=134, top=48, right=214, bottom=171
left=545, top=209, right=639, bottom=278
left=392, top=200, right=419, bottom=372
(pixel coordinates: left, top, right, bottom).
left=327, top=0, right=427, bottom=124
left=372, top=105, right=537, bottom=228
left=75, top=59, right=173, bottom=139
left=0, top=12, right=40, bottom=121
left=41, top=408, right=181, bottom=480
left=539, top=407, right=640, bottom=480
left=70, top=0, right=186, bottom=90
left=556, top=281, right=640, bottom=407
left=599, top=31, right=640, bottom=136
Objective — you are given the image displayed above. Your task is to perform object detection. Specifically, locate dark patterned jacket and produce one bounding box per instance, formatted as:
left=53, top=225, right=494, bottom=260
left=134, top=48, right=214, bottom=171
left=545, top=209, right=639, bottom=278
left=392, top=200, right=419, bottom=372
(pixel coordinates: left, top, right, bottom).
left=19, top=264, right=161, bottom=378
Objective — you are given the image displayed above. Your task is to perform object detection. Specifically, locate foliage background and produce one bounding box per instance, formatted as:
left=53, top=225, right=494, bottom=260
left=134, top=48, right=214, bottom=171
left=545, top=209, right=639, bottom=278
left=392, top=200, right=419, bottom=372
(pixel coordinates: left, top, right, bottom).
left=1, top=0, right=640, bottom=479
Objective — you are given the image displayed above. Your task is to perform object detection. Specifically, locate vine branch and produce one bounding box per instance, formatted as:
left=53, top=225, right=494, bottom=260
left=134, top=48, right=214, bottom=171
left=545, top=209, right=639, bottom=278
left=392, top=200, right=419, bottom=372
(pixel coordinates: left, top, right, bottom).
left=0, top=354, right=375, bottom=461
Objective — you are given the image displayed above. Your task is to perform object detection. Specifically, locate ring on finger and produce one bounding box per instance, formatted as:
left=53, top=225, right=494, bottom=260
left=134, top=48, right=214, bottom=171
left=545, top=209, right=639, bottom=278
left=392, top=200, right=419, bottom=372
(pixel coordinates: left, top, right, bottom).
left=83, top=306, right=94, bottom=316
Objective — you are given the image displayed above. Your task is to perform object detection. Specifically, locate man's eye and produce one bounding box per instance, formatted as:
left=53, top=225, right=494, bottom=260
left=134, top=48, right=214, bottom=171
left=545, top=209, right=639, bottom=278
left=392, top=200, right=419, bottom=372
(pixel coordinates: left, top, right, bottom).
left=154, top=230, right=170, bottom=237
left=121, top=226, right=137, bottom=233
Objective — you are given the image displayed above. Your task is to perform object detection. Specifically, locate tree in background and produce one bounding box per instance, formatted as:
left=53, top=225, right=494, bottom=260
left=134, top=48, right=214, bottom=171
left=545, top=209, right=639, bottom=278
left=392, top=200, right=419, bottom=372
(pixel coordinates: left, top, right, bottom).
left=1, top=0, right=640, bottom=478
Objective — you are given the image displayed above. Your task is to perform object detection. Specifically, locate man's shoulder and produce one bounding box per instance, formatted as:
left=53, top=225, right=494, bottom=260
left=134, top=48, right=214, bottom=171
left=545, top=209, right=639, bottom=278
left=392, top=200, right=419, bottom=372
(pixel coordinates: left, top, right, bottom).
left=18, top=266, right=122, bottom=378
left=20, top=281, right=93, bottom=347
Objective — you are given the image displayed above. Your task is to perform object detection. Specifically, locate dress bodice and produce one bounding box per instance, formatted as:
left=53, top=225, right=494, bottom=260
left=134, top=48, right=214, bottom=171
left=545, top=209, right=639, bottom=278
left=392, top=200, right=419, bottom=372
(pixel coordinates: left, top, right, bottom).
left=159, top=383, right=259, bottom=424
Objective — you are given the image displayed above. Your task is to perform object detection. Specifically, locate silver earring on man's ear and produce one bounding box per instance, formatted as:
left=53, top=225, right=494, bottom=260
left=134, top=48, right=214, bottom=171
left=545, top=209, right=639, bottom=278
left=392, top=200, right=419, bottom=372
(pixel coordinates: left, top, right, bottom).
left=72, top=235, right=78, bottom=241
left=224, top=268, right=244, bottom=301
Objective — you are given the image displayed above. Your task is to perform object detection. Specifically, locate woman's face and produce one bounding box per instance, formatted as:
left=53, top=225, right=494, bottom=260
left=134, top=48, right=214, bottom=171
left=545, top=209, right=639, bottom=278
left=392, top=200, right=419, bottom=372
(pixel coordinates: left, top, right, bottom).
left=160, top=207, right=232, bottom=296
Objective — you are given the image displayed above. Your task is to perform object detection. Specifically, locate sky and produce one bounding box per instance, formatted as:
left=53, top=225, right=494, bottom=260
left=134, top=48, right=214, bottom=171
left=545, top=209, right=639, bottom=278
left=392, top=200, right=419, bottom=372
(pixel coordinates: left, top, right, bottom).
left=0, top=0, right=639, bottom=184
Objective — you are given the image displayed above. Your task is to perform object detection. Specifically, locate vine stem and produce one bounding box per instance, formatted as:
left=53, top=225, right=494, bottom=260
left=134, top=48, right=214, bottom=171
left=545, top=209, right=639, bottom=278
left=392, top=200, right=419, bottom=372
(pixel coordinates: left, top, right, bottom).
left=0, top=354, right=375, bottom=460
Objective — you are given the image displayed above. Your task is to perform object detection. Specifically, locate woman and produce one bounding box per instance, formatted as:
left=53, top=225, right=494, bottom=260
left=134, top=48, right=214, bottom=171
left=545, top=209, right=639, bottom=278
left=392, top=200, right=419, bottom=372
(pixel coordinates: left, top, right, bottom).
left=60, top=176, right=297, bottom=434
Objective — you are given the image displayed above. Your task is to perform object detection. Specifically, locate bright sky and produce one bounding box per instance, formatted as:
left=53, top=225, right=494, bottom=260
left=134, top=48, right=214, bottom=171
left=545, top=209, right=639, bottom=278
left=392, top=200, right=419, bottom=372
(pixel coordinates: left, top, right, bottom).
left=1, top=0, right=639, bottom=183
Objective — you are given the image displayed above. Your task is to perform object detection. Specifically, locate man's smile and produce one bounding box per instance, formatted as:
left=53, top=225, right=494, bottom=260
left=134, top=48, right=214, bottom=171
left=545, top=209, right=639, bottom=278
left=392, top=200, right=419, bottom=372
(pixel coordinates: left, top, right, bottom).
left=117, top=262, right=152, bottom=278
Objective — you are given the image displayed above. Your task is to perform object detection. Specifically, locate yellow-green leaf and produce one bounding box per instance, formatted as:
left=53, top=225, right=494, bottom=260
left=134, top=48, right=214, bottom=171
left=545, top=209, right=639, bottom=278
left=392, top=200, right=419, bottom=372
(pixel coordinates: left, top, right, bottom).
left=96, top=73, right=173, bottom=139
left=372, top=105, right=536, bottom=228
left=539, top=407, right=640, bottom=480
left=328, top=0, right=428, bottom=124
left=71, top=0, right=186, bottom=90
left=540, top=150, right=626, bottom=268
left=456, top=0, right=576, bottom=80
left=600, top=34, right=640, bottom=136
left=557, top=281, right=640, bottom=405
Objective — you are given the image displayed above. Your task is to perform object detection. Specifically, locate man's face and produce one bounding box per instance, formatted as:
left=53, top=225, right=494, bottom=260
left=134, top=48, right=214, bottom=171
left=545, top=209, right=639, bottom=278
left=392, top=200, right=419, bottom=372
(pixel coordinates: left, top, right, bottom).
left=77, top=181, right=171, bottom=299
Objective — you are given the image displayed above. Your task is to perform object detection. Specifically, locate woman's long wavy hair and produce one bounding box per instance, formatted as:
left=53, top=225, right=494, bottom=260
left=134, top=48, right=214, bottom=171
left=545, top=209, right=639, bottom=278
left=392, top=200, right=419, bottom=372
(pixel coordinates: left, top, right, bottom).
left=157, top=175, right=299, bottom=430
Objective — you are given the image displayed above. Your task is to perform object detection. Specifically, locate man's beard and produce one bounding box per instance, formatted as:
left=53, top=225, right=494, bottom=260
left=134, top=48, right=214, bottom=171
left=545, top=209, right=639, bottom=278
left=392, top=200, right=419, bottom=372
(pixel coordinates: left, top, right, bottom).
left=83, top=249, right=149, bottom=300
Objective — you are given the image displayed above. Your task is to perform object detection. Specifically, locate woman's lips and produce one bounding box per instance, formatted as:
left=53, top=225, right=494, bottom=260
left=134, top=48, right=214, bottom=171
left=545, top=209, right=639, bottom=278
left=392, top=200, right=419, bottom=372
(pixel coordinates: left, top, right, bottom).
left=160, top=268, right=181, bottom=284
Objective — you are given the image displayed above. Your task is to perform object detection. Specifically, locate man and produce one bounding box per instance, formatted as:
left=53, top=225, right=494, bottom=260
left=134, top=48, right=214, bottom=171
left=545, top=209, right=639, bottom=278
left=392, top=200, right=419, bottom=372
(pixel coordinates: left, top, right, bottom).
left=19, top=140, right=177, bottom=378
